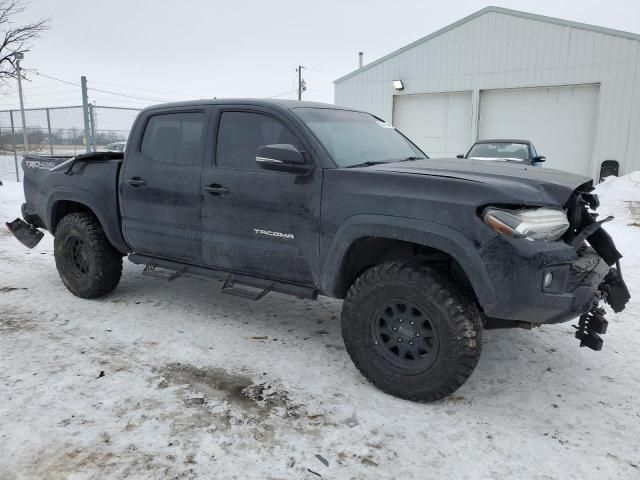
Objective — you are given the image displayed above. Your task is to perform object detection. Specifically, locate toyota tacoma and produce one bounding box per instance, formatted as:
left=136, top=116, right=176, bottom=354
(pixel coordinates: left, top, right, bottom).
left=6, top=99, right=630, bottom=402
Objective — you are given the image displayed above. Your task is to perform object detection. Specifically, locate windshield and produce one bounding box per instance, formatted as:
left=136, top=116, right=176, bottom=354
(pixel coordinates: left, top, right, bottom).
left=467, top=142, right=529, bottom=161
left=294, top=108, right=425, bottom=167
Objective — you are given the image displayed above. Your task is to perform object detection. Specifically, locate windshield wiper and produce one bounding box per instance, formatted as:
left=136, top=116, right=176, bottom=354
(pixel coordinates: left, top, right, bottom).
left=347, top=157, right=425, bottom=168
left=346, top=161, right=389, bottom=168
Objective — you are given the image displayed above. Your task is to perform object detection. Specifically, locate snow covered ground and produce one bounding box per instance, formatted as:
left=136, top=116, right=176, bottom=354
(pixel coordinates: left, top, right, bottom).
left=0, top=154, right=22, bottom=182
left=0, top=174, right=639, bottom=479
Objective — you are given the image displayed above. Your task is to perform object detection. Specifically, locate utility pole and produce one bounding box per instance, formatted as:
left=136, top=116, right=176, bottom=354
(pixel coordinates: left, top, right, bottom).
left=14, top=52, right=28, bottom=155
left=9, top=110, right=19, bottom=181
left=89, top=102, right=97, bottom=152
left=81, top=76, right=91, bottom=153
left=45, top=108, right=54, bottom=156
left=297, top=65, right=306, bottom=101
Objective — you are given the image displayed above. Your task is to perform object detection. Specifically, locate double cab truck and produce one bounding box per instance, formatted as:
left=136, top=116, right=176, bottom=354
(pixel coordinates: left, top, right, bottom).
left=6, top=99, right=630, bottom=402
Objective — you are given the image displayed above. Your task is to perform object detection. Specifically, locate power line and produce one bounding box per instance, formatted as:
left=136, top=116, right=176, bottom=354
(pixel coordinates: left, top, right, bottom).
left=304, top=66, right=338, bottom=76
left=89, top=80, right=209, bottom=99
left=305, top=88, right=331, bottom=95
left=18, top=89, right=78, bottom=97
left=21, top=83, right=79, bottom=91
left=32, top=71, right=82, bottom=88
left=267, top=89, right=298, bottom=99
left=90, top=88, right=171, bottom=103
left=32, top=71, right=173, bottom=102
left=266, top=68, right=306, bottom=100
left=0, top=96, right=151, bottom=110
left=288, top=71, right=298, bottom=99
left=90, top=98, right=157, bottom=107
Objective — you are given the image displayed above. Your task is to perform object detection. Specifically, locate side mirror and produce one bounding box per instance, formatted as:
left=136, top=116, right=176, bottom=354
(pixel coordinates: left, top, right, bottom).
left=256, top=144, right=313, bottom=174
left=532, top=155, right=546, bottom=163
left=456, top=154, right=464, bottom=159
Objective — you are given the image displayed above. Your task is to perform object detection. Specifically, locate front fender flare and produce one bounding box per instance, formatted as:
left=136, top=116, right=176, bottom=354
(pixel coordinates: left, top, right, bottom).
left=320, top=214, right=496, bottom=308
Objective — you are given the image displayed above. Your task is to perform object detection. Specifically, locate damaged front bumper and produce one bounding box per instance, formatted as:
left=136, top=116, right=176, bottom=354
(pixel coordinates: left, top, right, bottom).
left=480, top=240, right=627, bottom=326
left=572, top=257, right=630, bottom=350
left=480, top=186, right=630, bottom=350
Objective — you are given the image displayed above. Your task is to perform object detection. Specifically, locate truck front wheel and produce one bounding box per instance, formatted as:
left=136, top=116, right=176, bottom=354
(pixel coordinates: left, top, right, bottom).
left=341, top=262, right=482, bottom=402
left=54, top=212, right=123, bottom=299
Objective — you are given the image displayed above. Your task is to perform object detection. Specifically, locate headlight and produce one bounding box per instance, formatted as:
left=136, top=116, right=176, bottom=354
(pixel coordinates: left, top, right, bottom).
left=483, top=207, right=570, bottom=241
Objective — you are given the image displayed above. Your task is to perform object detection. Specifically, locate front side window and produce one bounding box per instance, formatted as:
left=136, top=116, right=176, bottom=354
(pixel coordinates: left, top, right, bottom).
left=216, top=111, right=300, bottom=171
left=141, top=112, right=205, bottom=165
left=294, top=107, right=425, bottom=167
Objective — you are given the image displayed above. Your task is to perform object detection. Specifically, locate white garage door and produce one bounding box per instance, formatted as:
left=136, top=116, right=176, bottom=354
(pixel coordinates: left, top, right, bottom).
left=478, top=85, right=600, bottom=176
left=393, top=91, right=472, bottom=158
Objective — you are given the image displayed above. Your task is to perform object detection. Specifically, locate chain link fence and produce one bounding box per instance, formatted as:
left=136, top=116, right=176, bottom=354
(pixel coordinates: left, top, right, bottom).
left=0, top=105, right=141, bottom=181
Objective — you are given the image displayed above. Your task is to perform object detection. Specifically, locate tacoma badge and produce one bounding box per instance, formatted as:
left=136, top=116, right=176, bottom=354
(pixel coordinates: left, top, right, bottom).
left=253, top=228, right=295, bottom=240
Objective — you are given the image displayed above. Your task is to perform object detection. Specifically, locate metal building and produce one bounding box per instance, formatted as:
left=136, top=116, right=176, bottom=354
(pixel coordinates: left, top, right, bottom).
left=334, top=7, right=640, bottom=179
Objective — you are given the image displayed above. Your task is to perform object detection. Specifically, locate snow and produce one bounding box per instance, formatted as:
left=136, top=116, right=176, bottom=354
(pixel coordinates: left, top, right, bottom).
left=1, top=154, right=22, bottom=182
left=1, top=174, right=639, bottom=479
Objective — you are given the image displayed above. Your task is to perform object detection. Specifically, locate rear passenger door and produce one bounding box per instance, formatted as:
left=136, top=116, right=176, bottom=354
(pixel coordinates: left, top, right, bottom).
left=120, top=109, right=208, bottom=263
left=200, top=107, right=322, bottom=285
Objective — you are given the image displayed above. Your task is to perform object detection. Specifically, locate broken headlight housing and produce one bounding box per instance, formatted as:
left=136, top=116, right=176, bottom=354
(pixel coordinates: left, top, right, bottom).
left=483, top=207, right=570, bottom=241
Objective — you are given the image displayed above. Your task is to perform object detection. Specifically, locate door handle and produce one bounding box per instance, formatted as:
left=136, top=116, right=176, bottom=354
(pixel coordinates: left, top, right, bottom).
left=203, top=184, right=230, bottom=196
left=127, top=177, right=147, bottom=188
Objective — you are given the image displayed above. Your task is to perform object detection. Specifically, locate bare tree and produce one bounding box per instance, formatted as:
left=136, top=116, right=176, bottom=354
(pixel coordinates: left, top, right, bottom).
left=0, top=0, right=48, bottom=82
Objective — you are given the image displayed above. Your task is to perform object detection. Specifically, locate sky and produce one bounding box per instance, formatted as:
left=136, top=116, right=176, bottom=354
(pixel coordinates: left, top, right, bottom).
left=1, top=0, right=639, bottom=111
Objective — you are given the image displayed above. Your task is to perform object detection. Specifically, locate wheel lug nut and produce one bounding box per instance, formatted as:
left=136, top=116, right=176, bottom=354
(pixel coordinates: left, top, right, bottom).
left=398, top=338, right=402, bottom=342
left=410, top=321, right=414, bottom=325
left=415, top=333, right=420, bottom=337
left=393, top=327, right=397, bottom=331
left=399, top=319, right=403, bottom=323
left=409, top=341, right=413, bottom=345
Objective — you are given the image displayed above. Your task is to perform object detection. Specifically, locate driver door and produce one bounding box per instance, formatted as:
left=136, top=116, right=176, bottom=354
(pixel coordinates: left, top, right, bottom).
left=200, top=107, right=322, bottom=285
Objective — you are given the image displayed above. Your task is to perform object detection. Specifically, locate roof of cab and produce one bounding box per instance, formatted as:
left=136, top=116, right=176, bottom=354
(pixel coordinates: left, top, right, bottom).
left=141, top=98, right=350, bottom=113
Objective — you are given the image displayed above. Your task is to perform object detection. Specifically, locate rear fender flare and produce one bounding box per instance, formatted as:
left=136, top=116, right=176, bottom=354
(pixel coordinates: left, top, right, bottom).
left=321, top=214, right=496, bottom=308
left=46, top=187, right=129, bottom=254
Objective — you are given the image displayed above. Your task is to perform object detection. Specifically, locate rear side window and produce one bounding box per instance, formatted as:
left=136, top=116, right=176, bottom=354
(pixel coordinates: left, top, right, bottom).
left=141, top=112, right=205, bottom=166
left=216, top=111, right=299, bottom=171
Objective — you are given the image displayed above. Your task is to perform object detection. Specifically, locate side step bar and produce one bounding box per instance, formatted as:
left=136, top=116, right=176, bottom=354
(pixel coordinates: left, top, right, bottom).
left=222, top=275, right=273, bottom=301
left=129, top=253, right=318, bottom=301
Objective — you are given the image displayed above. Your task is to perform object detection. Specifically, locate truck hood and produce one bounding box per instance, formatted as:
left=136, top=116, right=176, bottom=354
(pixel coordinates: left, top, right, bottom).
left=369, top=158, right=593, bottom=206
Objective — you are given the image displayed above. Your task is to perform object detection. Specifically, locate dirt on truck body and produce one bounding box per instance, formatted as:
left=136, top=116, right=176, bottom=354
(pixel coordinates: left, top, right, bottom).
left=6, top=99, right=630, bottom=401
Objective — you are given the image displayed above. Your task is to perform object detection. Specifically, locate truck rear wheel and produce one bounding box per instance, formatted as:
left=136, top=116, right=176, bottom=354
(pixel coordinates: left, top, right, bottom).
left=54, top=212, right=123, bottom=299
left=341, top=262, right=482, bottom=402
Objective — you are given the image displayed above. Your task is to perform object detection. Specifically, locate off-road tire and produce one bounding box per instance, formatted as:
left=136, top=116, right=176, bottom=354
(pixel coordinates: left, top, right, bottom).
left=341, top=262, right=482, bottom=402
left=54, top=212, right=123, bottom=299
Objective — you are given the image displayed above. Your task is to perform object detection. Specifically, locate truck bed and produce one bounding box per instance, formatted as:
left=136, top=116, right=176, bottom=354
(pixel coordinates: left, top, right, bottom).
left=21, top=152, right=128, bottom=252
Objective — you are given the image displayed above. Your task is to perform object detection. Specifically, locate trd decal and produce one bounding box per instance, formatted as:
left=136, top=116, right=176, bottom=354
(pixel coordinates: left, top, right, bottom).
left=24, top=160, right=58, bottom=170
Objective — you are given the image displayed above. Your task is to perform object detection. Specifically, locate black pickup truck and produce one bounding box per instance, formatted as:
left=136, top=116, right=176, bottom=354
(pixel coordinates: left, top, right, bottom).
left=6, top=99, right=630, bottom=402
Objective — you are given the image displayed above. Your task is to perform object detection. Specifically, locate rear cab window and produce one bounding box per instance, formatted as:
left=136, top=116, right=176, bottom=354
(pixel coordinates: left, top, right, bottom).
left=141, top=112, right=206, bottom=166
